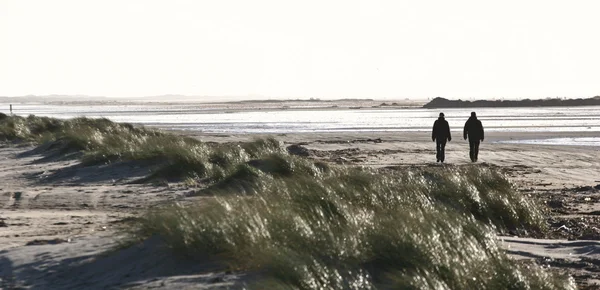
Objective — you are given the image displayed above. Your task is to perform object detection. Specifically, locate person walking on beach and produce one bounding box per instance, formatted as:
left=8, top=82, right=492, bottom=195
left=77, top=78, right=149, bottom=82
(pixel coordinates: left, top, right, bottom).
left=432, top=112, right=451, bottom=163
left=463, top=112, right=484, bottom=162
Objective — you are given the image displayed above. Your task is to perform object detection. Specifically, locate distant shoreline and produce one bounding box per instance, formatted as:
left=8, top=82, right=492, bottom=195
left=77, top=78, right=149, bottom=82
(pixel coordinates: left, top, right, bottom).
left=423, top=96, right=600, bottom=109
left=0, top=96, right=424, bottom=106
left=0, top=99, right=425, bottom=113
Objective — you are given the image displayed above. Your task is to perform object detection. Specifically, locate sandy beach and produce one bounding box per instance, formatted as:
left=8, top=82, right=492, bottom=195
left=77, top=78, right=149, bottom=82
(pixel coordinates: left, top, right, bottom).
left=1, top=130, right=600, bottom=289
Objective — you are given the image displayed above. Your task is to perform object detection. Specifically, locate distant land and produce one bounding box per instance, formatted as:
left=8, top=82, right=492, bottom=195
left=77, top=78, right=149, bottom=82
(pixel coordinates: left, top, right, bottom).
left=226, top=98, right=374, bottom=104
left=0, top=95, right=106, bottom=103
left=423, top=96, right=600, bottom=109
left=0, top=95, right=379, bottom=105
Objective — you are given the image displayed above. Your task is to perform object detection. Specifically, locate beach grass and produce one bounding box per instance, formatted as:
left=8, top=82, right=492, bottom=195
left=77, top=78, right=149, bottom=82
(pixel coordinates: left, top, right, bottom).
left=1, top=114, right=574, bottom=288
left=0, top=114, right=283, bottom=182
left=133, top=154, right=572, bottom=289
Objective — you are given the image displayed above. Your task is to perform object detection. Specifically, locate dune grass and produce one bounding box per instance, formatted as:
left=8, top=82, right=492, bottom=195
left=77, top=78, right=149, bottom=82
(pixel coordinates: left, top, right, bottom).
left=134, top=153, right=573, bottom=289
left=1, top=114, right=574, bottom=288
left=0, top=114, right=284, bottom=182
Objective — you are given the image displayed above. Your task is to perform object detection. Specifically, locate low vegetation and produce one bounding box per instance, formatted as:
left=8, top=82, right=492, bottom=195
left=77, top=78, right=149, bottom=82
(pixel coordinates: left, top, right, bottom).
left=135, top=155, right=572, bottom=289
left=0, top=114, right=283, bottom=182
left=1, top=114, right=574, bottom=288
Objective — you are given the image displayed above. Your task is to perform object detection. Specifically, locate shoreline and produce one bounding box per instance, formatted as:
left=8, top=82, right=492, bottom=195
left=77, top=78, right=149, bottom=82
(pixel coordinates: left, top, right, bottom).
left=3, top=103, right=599, bottom=141
left=176, top=130, right=600, bottom=145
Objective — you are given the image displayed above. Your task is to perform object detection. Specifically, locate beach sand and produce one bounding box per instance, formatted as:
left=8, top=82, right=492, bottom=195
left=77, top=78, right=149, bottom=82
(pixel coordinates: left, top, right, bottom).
left=1, top=130, right=599, bottom=288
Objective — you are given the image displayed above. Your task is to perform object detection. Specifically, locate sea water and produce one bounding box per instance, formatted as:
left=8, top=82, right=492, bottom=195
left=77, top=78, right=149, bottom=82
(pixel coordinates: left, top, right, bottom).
left=498, top=137, right=600, bottom=147
left=2, top=103, right=599, bottom=146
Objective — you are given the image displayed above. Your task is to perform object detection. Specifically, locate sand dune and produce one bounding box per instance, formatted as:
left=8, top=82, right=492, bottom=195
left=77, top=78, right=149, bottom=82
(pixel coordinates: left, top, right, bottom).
left=1, top=131, right=599, bottom=288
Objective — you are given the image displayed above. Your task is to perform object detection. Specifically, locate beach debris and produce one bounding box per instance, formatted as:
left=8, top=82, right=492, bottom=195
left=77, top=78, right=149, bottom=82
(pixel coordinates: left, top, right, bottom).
left=546, top=199, right=565, bottom=209
left=286, top=144, right=311, bottom=157
left=574, top=185, right=595, bottom=192
left=579, top=226, right=600, bottom=240
left=366, top=138, right=383, bottom=143
left=12, top=192, right=22, bottom=200
left=25, top=238, right=68, bottom=246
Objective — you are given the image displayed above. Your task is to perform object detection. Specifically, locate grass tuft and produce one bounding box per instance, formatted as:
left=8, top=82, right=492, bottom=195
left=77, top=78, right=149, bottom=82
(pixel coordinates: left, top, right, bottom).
left=0, top=115, right=291, bottom=183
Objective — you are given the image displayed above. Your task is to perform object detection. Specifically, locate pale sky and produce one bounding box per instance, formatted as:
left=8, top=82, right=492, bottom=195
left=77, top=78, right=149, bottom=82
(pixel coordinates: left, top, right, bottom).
left=1, top=0, right=599, bottom=100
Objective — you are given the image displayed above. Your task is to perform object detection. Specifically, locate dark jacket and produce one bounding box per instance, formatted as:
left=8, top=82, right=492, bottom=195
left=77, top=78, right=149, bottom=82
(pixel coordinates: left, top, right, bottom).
left=432, top=117, right=451, bottom=142
left=463, top=117, right=484, bottom=141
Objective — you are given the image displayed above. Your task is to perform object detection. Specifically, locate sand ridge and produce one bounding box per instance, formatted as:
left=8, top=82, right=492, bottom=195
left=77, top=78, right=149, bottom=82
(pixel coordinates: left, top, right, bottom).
left=1, top=131, right=599, bottom=288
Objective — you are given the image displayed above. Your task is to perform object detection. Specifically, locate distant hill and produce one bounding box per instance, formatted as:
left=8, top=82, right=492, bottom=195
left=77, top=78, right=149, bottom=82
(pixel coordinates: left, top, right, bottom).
left=423, top=96, right=600, bottom=109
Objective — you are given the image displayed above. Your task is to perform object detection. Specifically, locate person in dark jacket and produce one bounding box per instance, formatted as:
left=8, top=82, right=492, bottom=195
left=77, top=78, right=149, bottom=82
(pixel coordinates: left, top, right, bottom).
left=432, top=112, right=451, bottom=163
left=463, top=112, right=484, bottom=162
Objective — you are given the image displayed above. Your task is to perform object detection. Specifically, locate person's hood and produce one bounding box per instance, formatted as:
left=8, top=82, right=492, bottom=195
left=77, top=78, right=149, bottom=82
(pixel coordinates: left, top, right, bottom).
left=438, top=116, right=445, bottom=120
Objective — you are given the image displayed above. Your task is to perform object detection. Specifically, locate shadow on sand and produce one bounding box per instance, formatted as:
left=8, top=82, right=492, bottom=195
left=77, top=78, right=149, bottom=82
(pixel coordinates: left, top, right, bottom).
left=17, top=144, right=162, bottom=185
left=0, top=236, right=242, bottom=289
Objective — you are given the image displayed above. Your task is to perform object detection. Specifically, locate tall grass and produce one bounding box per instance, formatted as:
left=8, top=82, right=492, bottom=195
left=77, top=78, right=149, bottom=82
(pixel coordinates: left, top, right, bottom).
left=1, top=114, right=573, bottom=288
left=0, top=115, right=283, bottom=182
left=135, top=155, right=572, bottom=289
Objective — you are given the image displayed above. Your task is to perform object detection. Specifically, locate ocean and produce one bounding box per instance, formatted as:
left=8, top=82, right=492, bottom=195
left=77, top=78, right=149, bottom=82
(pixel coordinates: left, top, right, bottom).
left=3, top=103, right=600, bottom=146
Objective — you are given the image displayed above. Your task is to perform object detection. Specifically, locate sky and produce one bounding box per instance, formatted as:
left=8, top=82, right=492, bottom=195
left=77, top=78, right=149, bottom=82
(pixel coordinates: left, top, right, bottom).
left=1, top=0, right=599, bottom=100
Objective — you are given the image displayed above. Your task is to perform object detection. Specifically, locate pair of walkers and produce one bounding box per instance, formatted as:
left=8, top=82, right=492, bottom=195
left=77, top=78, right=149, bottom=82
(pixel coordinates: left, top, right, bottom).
left=431, top=112, right=484, bottom=163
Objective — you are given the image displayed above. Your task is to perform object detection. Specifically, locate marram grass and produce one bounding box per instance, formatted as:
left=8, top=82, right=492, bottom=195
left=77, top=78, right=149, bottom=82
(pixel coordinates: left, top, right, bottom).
left=1, top=114, right=574, bottom=288
left=135, top=156, right=573, bottom=289
left=0, top=114, right=283, bottom=182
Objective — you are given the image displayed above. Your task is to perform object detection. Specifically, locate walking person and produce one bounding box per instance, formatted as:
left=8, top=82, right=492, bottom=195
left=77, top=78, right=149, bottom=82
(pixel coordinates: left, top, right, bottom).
left=463, top=112, right=484, bottom=162
left=432, top=112, right=451, bottom=163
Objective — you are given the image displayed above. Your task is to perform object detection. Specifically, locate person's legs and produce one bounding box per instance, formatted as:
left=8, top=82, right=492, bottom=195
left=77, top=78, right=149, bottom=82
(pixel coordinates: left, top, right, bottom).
left=469, top=140, right=475, bottom=162
left=439, top=140, right=446, bottom=162
left=473, top=141, right=480, bottom=162
left=436, top=140, right=441, bottom=162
